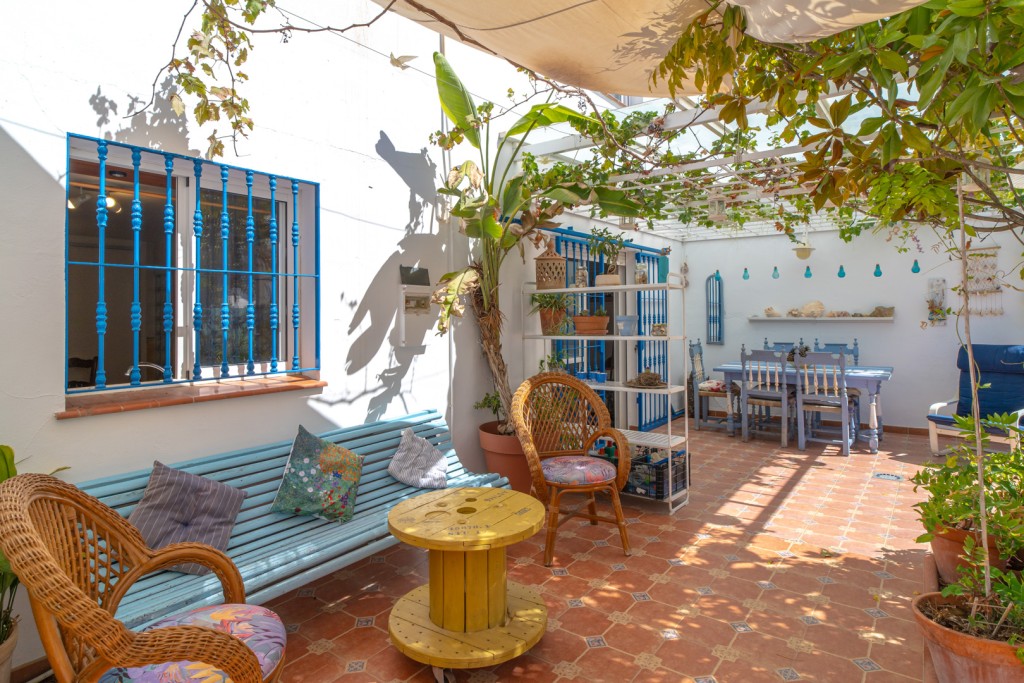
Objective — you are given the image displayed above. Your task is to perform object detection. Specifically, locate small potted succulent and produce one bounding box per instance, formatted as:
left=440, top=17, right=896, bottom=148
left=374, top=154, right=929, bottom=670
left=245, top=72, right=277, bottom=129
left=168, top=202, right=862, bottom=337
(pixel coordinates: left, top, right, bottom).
left=572, top=307, right=609, bottom=335
left=587, top=227, right=632, bottom=286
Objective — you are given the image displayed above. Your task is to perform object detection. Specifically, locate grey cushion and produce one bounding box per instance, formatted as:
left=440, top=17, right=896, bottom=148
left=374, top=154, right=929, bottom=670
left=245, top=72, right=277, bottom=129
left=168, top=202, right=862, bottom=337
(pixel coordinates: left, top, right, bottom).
left=128, top=461, right=246, bottom=574
left=387, top=428, right=448, bottom=489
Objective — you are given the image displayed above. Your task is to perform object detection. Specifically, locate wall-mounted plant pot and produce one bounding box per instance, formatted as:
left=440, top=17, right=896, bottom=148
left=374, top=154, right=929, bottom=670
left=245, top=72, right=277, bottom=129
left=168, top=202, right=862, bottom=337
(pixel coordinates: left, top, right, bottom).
left=572, top=316, right=609, bottom=335
left=595, top=273, right=621, bottom=286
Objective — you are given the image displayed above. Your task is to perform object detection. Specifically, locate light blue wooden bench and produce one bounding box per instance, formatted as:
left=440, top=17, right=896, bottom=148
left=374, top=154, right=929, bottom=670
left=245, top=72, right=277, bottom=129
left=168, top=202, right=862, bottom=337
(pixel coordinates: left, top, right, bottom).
left=78, top=410, right=509, bottom=629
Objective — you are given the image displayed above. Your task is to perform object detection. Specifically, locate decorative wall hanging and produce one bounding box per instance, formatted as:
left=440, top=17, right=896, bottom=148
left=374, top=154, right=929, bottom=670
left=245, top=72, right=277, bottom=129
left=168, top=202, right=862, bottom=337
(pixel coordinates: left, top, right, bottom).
left=927, top=277, right=947, bottom=325
left=804, top=266, right=812, bottom=278
left=838, top=265, right=846, bottom=278
left=911, top=259, right=921, bottom=273
left=705, top=272, right=724, bottom=344
left=874, top=264, right=883, bottom=277
left=772, top=266, right=780, bottom=279
left=535, top=237, right=566, bottom=289
left=963, top=247, right=1003, bottom=316
left=742, top=267, right=749, bottom=280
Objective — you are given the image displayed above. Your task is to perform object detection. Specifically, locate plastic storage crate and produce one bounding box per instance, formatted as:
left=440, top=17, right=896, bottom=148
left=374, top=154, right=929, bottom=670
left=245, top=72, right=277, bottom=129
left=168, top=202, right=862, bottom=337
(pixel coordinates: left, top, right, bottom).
left=625, top=446, right=688, bottom=500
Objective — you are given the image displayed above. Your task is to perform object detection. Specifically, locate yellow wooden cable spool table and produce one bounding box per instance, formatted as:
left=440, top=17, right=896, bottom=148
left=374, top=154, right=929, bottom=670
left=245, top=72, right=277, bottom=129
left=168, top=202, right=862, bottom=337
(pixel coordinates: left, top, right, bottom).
left=387, top=487, right=547, bottom=669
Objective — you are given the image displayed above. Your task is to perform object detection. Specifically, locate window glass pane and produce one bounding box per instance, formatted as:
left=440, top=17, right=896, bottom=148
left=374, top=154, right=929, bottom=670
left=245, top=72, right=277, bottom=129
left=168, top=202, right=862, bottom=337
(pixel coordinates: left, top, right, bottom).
left=67, top=162, right=172, bottom=386
left=198, top=188, right=283, bottom=367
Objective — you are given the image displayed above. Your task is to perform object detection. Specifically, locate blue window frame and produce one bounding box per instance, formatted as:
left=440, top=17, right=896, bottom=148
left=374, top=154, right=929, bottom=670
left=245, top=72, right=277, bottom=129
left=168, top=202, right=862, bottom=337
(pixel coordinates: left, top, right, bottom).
left=65, top=134, right=320, bottom=392
left=705, top=271, right=723, bottom=345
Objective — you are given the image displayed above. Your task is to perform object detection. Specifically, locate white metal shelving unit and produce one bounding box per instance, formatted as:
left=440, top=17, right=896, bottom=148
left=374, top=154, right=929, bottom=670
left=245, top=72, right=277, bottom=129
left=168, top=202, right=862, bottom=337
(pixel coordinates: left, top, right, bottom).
left=523, top=275, right=690, bottom=512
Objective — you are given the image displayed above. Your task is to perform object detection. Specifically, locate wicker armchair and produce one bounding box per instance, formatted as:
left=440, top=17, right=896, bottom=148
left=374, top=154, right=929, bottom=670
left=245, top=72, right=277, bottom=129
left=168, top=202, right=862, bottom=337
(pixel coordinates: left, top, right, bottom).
left=511, top=372, right=631, bottom=566
left=0, top=474, right=285, bottom=683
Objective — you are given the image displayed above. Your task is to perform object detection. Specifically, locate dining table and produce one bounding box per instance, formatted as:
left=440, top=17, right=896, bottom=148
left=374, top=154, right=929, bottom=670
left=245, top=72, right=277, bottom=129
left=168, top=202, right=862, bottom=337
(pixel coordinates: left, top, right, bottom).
left=712, top=361, right=894, bottom=452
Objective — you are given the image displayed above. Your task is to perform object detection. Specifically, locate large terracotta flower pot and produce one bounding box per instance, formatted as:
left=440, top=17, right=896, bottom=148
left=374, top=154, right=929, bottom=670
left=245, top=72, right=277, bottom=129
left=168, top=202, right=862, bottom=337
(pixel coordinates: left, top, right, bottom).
left=479, top=421, right=532, bottom=493
left=572, top=316, right=609, bottom=335
left=930, top=527, right=1004, bottom=585
left=913, top=592, right=1024, bottom=683
left=0, top=621, right=18, bottom=683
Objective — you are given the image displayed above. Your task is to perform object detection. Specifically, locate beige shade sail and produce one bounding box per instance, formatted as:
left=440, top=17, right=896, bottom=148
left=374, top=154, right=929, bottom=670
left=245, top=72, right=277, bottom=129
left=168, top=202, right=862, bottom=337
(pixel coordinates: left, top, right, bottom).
left=374, top=0, right=928, bottom=96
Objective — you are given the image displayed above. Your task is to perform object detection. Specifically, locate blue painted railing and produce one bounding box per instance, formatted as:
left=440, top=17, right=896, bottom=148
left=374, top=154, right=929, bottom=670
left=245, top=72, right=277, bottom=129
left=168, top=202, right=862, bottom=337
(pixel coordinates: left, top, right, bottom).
left=545, top=227, right=674, bottom=432
left=65, top=134, right=320, bottom=392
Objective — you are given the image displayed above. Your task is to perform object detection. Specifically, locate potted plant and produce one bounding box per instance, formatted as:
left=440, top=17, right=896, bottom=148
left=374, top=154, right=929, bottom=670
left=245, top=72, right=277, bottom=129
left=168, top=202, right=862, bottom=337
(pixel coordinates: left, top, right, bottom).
left=587, top=227, right=632, bottom=286
left=572, top=307, right=609, bottom=335
left=428, top=53, right=646, bottom=448
left=910, top=430, right=1021, bottom=584
left=0, top=446, right=19, bottom=683
left=474, top=392, right=532, bottom=493
left=530, top=292, right=573, bottom=336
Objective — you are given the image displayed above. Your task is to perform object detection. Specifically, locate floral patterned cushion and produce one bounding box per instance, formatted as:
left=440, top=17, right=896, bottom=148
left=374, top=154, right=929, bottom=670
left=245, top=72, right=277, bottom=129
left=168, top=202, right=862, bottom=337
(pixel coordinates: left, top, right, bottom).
left=542, top=456, right=616, bottom=485
left=99, top=604, right=285, bottom=682
left=698, top=379, right=728, bottom=393
left=271, top=425, right=364, bottom=522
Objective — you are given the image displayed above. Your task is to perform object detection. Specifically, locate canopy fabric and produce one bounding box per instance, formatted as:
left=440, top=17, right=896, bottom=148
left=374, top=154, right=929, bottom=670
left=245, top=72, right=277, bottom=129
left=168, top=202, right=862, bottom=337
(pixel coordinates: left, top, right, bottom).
left=376, top=0, right=928, bottom=97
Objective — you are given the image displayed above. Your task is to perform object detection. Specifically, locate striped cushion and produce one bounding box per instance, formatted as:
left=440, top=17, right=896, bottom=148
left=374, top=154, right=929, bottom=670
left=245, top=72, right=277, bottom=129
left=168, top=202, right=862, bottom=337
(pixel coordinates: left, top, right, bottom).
left=128, top=461, right=246, bottom=575
left=387, top=427, right=448, bottom=489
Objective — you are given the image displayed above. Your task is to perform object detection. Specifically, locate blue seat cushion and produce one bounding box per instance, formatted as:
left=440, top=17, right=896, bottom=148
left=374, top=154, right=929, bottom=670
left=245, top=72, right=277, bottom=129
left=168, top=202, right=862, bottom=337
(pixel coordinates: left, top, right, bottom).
left=955, top=345, right=1024, bottom=417
left=927, top=412, right=1011, bottom=437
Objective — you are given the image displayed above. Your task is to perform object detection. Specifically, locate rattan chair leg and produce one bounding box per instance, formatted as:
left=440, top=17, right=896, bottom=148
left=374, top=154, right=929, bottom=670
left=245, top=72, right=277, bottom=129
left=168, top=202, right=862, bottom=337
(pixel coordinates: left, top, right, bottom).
left=609, top=487, right=631, bottom=557
left=587, top=493, right=598, bottom=525
left=543, top=486, right=564, bottom=566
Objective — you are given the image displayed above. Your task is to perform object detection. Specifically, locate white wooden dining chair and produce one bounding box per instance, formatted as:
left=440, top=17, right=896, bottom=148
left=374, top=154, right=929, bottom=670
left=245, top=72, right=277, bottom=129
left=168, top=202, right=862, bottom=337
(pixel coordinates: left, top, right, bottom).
left=740, top=347, right=793, bottom=447
left=689, top=339, right=738, bottom=432
left=794, top=351, right=857, bottom=456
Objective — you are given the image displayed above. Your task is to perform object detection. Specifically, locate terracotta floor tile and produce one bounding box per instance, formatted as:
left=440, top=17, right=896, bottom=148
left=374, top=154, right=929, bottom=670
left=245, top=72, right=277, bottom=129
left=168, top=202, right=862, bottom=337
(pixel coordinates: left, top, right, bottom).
left=269, top=427, right=933, bottom=683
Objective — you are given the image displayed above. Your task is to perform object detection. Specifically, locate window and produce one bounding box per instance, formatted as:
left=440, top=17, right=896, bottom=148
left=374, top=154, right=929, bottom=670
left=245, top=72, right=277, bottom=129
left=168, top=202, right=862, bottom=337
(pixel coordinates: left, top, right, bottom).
left=65, top=134, right=320, bottom=392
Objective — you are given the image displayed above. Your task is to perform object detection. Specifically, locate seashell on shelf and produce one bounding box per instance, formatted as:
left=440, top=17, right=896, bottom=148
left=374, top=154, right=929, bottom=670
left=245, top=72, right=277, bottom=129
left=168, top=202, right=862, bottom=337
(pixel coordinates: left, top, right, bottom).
left=826, top=310, right=851, bottom=318
left=801, top=300, right=825, bottom=318
left=869, top=305, right=895, bottom=318
left=787, top=308, right=803, bottom=317
left=764, top=306, right=781, bottom=317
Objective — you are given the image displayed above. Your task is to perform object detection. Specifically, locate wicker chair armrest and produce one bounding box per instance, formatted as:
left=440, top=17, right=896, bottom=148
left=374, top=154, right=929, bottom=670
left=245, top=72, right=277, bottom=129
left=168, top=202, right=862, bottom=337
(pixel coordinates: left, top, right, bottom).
left=585, top=427, right=631, bottom=491
left=82, top=623, right=263, bottom=683
left=106, top=543, right=246, bottom=614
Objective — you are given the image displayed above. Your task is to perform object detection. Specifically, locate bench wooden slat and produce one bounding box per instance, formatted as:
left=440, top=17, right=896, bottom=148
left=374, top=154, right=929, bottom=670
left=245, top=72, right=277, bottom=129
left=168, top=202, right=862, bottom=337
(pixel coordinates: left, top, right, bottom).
left=76, top=411, right=510, bottom=629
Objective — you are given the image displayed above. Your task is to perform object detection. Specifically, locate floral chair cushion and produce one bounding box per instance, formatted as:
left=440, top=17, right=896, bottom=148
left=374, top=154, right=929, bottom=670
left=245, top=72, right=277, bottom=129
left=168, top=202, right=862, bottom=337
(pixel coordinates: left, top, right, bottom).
left=542, top=456, right=616, bottom=485
left=698, top=379, right=728, bottom=393
left=99, top=604, right=285, bottom=683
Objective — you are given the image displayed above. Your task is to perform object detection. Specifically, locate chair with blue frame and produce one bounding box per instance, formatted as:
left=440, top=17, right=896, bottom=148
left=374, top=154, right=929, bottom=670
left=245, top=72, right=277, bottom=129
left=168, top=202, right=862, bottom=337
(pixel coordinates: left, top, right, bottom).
left=927, top=344, right=1024, bottom=454
left=793, top=350, right=858, bottom=456
left=688, top=339, right=738, bottom=432
left=764, top=338, right=804, bottom=353
left=812, top=338, right=863, bottom=436
left=740, top=346, right=794, bottom=447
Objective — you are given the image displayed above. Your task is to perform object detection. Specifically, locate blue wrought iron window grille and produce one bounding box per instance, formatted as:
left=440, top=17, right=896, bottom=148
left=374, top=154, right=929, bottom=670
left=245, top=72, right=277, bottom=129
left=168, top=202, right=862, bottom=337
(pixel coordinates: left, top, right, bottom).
left=705, top=271, right=723, bottom=345
left=65, top=134, right=320, bottom=392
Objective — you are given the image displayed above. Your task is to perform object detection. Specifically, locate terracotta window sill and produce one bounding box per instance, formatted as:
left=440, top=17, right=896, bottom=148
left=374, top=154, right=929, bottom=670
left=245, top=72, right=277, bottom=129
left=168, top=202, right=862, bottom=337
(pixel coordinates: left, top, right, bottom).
left=57, top=375, right=327, bottom=420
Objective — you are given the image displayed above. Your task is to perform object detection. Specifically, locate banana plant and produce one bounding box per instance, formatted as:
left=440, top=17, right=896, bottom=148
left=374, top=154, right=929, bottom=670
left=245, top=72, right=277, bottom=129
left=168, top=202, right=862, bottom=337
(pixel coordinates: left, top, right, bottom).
left=429, top=52, right=646, bottom=431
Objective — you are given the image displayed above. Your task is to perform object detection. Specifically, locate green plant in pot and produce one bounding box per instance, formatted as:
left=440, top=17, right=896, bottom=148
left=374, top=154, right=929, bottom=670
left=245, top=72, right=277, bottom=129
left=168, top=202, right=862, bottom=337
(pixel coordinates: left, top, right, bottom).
left=530, top=293, right=574, bottom=336
left=571, top=307, right=609, bottom=336
left=0, top=446, right=20, bottom=683
left=911, top=423, right=1024, bottom=585
left=587, top=227, right=632, bottom=286
left=428, top=52, right=645, bottom=436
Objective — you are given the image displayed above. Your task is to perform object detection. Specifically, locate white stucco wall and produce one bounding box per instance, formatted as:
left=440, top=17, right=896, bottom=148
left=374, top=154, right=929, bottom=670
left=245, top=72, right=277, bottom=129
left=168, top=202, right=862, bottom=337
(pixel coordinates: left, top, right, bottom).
left=679, top=229, right=1023, bottom=430
left=0, top=0, right=555, bottom=668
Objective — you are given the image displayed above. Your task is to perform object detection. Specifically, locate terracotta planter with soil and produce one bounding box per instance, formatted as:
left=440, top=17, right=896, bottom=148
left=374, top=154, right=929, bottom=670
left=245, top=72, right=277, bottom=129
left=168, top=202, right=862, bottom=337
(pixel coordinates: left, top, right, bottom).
left=479, top=421, right=531, bottom=493
left=572, top=316, right=609, bottom=335
left=930, top=527, right=1004, bottom=585
left=913, top=592, right=1024, bottom=683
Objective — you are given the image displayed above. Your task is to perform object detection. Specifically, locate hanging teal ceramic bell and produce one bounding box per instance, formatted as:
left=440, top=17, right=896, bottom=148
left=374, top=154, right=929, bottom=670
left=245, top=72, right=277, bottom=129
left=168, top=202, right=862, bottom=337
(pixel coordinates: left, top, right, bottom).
left=772, top=266, right=779, bottom=279
left=742, top=267, right=749, bottom=280
left=874, top=264, right=883, bottom=277
left=804, top=266, right=812, bottom=278
left=838, top=265, right=846, bottom=278
left=912, top=259, right=921, bottom=273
